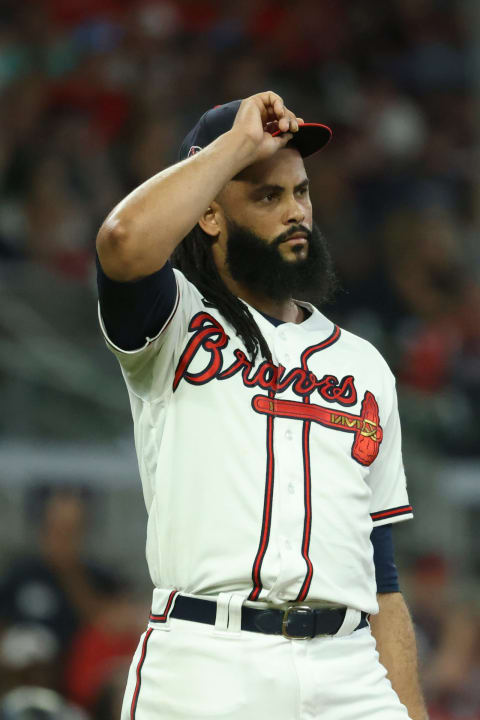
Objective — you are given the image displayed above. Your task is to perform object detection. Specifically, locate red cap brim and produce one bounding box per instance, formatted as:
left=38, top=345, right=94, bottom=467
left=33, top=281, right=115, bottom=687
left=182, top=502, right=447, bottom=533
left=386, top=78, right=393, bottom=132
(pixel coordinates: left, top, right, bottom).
left=271, top=122, right=332, bottom=157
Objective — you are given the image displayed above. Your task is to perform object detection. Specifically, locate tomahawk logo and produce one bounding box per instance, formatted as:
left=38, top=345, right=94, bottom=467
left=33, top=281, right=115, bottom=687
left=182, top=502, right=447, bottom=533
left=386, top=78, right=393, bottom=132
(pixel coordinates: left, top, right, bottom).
left=252, top=393, right=382, bottom=467
left=173, top=311, right=383, bottom=466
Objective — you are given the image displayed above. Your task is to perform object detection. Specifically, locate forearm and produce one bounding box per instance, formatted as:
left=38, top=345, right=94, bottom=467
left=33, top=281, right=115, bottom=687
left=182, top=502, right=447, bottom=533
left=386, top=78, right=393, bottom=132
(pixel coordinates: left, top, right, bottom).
left=96, top=128, right=255, bottom=281
left=369, top=592, right=428, bottom=720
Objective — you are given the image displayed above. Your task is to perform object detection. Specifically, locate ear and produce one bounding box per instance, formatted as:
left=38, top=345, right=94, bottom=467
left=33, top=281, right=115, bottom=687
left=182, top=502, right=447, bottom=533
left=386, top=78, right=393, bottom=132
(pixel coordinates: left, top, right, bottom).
left=198, top=200, right=222, bottom=239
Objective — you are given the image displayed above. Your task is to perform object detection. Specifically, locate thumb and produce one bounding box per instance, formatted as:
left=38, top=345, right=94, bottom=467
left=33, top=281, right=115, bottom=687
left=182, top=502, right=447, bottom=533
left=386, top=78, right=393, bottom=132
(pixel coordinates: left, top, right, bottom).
left=273, top=131, right=293, bottom=148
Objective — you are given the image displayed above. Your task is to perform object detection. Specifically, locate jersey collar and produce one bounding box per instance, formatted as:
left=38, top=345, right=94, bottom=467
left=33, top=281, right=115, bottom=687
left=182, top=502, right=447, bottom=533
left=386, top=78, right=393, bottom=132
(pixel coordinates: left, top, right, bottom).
left=240, top=297, right=336, bottom=340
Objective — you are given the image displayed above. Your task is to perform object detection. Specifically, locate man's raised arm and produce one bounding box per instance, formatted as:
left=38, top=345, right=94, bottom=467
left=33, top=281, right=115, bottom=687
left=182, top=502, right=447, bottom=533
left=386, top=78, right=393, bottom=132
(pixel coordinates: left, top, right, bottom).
left=96, top=92, right=300, bottom=282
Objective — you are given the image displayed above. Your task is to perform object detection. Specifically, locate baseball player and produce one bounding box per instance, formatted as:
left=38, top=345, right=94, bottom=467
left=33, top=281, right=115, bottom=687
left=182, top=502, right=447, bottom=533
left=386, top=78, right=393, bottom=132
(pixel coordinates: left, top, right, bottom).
left=96, top=92, right=427, bottom=719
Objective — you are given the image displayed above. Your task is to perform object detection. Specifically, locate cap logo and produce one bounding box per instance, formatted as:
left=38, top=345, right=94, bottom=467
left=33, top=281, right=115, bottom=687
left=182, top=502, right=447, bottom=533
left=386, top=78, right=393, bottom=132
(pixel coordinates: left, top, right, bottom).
left=188, top=145, right=202, bottom=157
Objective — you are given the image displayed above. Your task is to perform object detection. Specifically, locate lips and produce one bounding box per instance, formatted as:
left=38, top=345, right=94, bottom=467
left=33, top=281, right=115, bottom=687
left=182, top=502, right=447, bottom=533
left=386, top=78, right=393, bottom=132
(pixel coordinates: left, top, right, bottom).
left=282, top=234, right=308, bottom=243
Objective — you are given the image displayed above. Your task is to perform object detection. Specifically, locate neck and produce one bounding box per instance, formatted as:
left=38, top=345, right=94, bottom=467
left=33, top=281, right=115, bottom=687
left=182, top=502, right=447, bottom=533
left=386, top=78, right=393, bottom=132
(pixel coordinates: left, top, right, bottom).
left=222, top=272, right=304, bottom=324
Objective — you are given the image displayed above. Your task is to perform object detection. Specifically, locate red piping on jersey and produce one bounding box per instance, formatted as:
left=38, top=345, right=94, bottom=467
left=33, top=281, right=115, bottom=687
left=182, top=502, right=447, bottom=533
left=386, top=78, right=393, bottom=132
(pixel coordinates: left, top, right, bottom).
left=149, top=590, right=178, bottom=623
left=248, top=326, right=340, bottom=602
left=300, top=325, right=340, bottom=366
left=130, top=628, right=152, bottom=719
left=296, top=401, right=313, bottom=601
left=371, top=505, right=413, bottom=521
left=295, top=327, right=339, bottom=601
left=297, top=398, right=313, bottom=600
left=248, top=389, right=275, bottom=601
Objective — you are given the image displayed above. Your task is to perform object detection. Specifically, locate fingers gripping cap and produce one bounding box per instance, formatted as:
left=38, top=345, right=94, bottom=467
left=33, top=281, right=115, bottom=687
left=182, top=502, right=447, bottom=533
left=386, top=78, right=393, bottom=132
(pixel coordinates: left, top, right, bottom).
left=178, top=99, right=332, bottom=161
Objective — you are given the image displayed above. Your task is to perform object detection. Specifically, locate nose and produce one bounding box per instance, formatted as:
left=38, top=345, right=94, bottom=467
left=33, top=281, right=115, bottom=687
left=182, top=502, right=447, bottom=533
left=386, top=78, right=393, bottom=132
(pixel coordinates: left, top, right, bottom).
left=283, top=195, right=306, bottom=226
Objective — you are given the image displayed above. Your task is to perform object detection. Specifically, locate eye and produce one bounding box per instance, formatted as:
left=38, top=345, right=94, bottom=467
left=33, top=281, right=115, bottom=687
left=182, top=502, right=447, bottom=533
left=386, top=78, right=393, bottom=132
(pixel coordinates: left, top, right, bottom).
left=297, top=186, right=308, bottom=196
left=262, top=192, right=277, bottom=203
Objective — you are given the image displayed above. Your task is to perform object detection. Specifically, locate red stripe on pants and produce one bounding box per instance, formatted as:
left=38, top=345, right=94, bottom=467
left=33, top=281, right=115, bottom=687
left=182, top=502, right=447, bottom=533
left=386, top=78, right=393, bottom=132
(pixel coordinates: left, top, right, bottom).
left=130, top=628, right=153, bottom=719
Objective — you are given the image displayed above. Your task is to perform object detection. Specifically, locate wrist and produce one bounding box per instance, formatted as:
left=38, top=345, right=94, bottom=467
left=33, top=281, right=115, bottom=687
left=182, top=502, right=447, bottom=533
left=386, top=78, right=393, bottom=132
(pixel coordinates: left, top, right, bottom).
left=209, top=127, right=259, bottom=175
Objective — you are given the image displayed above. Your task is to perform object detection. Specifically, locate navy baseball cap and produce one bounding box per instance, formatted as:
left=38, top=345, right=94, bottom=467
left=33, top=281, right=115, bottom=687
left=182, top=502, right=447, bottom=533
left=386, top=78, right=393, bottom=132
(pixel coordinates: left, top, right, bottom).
left=178, top=99, right=332, bottom=161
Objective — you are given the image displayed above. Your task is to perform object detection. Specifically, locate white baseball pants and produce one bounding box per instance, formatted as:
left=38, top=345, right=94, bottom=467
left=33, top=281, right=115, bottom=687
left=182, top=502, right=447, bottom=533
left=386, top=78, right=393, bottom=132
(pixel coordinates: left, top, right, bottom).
left=121, top=592, right=412, bottom=720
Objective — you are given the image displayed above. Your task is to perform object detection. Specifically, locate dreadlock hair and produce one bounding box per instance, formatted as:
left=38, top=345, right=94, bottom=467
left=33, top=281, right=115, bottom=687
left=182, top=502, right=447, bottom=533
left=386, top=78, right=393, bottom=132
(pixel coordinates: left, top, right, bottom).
left=172, top=224, right=273, bottom=364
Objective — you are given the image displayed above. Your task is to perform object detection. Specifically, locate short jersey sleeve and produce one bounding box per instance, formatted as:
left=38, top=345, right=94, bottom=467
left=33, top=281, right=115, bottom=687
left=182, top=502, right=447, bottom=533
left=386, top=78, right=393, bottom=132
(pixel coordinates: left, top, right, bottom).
left=98, top=268, right=204, bottom=403
left=367, top=372, right=413, bottom=527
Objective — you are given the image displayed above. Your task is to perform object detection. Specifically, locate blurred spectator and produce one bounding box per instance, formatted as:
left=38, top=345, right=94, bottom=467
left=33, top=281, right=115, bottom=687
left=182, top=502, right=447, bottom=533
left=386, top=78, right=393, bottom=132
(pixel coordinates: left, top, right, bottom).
left=0, top=686, right=88, bottom=720
left=382, top=207, right=480, bottom=455
left=64, top=590, right=143, bottom=712
left=0, top=486, right=123, bottom=666
left=406, top=554, right=480, bottom=719
left=91, top=660, right=131, bottom=720
left=0, top=624, right=59, bottom=697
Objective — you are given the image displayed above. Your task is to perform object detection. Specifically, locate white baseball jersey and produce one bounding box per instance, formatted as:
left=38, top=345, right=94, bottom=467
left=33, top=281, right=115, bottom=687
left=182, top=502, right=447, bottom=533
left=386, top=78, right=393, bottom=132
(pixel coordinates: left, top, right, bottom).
left=99, top=269, right=412, bottom=615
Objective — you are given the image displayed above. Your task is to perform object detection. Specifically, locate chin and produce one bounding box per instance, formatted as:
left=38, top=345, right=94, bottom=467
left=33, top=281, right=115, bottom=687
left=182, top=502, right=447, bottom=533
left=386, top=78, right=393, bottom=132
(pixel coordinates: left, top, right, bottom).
left=283, top=248, right=308, bottom=262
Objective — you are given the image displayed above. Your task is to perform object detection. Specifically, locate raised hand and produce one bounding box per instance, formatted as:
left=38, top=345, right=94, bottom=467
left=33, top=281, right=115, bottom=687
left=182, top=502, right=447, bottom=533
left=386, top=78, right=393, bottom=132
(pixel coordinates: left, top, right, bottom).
left=231, top=91, right=303, bottom=164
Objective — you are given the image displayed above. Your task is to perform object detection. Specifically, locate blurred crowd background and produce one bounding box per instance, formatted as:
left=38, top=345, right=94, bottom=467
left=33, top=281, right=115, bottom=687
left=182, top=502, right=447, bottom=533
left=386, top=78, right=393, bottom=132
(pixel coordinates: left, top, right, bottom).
left=0, top=0, right=479, bottom=718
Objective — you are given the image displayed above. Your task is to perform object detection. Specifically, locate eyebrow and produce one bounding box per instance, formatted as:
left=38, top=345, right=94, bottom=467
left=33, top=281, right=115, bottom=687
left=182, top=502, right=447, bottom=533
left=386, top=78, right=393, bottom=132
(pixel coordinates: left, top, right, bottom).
left=251, top=178, right=309, bottom=195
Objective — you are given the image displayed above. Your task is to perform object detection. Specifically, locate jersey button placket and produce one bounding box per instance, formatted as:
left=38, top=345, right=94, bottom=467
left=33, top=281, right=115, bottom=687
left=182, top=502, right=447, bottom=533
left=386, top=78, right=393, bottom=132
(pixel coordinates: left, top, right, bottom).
left=268, top=333, right=306, bottom=601
left=271, top=417, right=306, bottom=600
left=284, top=429, right=295, bottom=493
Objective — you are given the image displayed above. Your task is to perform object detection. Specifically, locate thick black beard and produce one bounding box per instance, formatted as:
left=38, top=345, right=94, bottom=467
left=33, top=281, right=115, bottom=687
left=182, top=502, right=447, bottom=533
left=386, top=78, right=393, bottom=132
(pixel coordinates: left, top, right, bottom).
left=225, top=218, right=337, bottom=306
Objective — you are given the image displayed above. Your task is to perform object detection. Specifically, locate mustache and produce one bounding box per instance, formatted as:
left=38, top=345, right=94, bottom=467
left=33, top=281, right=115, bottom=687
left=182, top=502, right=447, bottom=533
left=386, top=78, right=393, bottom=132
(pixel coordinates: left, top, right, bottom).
left=273, top=225, right=312, bottom=247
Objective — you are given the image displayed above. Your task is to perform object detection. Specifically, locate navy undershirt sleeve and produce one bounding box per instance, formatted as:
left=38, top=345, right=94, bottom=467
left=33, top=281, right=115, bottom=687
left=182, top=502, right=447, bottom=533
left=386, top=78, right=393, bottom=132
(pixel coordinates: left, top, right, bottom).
left=96, top=255, right=177, bottom=351
left=370, top=524, right=400, bottom=593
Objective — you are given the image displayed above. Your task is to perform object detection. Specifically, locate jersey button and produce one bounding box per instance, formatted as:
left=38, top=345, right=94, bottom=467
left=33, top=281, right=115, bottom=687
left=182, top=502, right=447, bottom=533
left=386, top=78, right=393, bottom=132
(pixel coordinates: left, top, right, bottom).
left=279, top=331, right=287, bottom=341
left=285, top=429, right=293, bottom=441
left=284, top=539, right=292, bottom=550
left=288, top=482, right=295, bottom=495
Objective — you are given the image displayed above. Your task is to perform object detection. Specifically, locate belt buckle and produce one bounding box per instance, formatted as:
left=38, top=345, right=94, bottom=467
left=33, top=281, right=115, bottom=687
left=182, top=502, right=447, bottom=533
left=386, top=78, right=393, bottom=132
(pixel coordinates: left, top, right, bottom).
left=282, top=605, right=315, bottom=640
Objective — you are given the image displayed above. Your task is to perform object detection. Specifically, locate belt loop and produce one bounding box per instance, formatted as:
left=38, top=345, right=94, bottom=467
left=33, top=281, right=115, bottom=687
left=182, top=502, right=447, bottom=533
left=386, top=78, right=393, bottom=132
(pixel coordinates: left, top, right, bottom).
left=334, top=607, right=360, bottom=637
left=227, top=595, right=244, bottom=633
left=214, top=593, right=231, bottom=632
left=149, top=589, right=179, bottom=629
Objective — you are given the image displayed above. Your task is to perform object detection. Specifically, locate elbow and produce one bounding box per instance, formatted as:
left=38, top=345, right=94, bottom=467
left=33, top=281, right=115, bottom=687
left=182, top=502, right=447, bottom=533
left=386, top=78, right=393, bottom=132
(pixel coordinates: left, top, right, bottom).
left=96, top=216, right=129, bottom=257
left=96, top=217, right=139, bottom=282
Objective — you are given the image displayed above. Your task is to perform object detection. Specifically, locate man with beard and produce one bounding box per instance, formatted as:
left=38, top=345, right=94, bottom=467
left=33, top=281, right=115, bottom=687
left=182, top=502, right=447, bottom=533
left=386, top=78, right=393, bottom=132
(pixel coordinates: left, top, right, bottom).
left=96, top=92, right=426, bottom=720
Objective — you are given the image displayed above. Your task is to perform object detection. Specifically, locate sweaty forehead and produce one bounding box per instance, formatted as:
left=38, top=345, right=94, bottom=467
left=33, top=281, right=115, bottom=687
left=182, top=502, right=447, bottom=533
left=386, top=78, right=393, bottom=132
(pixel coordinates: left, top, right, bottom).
left=233, top=148, right=307, bottom=187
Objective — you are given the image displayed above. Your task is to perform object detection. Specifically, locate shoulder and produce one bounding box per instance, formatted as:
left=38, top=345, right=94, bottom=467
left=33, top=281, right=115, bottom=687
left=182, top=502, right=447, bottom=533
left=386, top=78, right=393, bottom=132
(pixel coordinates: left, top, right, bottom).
left=305, top=305, right=396, bottom=387
left=337, top=326, right=395, bottom=379
left=172, top=267, right=202, bottom=297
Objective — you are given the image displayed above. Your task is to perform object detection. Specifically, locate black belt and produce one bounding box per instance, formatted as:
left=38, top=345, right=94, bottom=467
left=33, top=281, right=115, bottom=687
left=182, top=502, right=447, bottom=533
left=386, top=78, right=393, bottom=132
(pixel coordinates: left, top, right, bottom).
left=165, top=595, right=368, bottom=640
